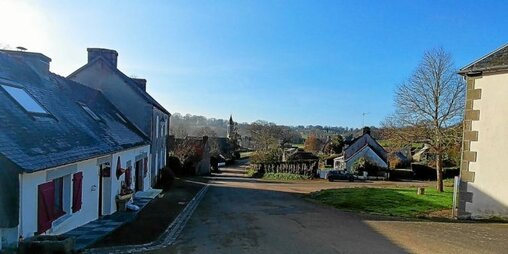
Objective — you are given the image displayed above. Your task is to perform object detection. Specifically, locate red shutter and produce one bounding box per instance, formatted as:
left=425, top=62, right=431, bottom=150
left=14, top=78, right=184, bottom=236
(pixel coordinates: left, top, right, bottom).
left=125, top=167, right=132, bottom=187
left=72, top=172, right=83, bottom=213
left=38, top=182, right=55, bottom=233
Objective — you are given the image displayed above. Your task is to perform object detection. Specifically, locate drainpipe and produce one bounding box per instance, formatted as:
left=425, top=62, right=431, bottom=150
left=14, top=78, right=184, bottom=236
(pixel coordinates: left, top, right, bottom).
left=18, top=173, right=23, bottom=242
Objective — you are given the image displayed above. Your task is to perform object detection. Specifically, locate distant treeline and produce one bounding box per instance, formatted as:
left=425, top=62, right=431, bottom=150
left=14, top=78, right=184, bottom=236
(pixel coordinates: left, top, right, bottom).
left=169, top=113, right=375, bottom=143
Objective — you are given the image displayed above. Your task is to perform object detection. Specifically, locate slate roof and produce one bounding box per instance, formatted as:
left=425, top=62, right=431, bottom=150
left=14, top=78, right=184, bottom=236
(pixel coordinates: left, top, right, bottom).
left=459, top=44, right=508, bottom=74
left=343, top=134, right=387, bottom=162
left=0, top=51, right=149, bottom=173
left=68, top=55, right=170, bottom=115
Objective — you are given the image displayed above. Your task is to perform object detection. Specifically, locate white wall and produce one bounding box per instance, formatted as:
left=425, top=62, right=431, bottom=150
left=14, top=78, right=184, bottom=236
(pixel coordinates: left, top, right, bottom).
left=19, top=157, right=99, bottom=238
left=466, top=72, right=508, bottom=218
left=17, top=145, right=150, bottom=241
left=107, top=145, right=151, bottom=215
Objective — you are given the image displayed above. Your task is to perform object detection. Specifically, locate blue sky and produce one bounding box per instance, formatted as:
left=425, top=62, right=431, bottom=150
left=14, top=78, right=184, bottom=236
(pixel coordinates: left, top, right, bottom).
left=1, top=1, right=507, bottom=127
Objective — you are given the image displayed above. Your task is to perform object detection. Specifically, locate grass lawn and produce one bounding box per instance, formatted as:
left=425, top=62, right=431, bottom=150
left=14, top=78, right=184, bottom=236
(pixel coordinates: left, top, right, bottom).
left=309, top=187, right=453, bottom=217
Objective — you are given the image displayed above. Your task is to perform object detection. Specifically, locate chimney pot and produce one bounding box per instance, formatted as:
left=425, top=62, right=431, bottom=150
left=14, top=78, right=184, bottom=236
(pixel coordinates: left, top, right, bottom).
left=87, top=48, right=118, bottom=67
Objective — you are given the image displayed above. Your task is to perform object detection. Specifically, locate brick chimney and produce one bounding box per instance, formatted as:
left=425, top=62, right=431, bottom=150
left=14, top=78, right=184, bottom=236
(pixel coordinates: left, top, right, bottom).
left=362, top=126, right=371, bottom=135
left=132, top=78, right=146, bottom=91
left=87, top=48, right=118, bottom=67
left=0, top=49, right=51, bottom=74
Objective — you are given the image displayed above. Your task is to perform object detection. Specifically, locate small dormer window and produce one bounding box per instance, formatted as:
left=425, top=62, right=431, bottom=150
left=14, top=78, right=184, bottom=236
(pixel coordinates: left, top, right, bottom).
left=1, top=84, right=48, bottom=114
left=79, top=103, right=100, bottom=121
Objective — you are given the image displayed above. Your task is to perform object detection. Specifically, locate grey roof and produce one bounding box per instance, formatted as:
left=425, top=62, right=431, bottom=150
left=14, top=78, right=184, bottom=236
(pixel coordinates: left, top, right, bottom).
left=344, top=134, right=387, bottom=162
left=459, top=44, right=508, bottom=74
left=0, top=51, right=149, bottom=173
left=68, top=55, right=170, bottom=115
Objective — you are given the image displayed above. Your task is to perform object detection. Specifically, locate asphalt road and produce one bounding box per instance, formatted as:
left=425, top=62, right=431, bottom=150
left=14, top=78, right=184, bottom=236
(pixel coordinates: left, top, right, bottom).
left=146, top=166, right=508, bottom=254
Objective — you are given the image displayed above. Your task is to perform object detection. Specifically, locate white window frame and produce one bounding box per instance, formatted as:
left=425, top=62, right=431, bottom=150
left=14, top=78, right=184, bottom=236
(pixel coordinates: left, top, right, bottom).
left=156, top=115, right=159, bottom=138
left=79, top=104, right=101, bottom=121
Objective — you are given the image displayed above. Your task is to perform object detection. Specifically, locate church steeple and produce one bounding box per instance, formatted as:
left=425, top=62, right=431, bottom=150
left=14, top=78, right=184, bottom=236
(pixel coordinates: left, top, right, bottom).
left=227, top=115, right=234, bottom=139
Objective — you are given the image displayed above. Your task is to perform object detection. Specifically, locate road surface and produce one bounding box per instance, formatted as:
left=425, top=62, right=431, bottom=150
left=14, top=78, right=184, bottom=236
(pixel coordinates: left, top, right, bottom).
left=146, top=164, right=508, bottom=254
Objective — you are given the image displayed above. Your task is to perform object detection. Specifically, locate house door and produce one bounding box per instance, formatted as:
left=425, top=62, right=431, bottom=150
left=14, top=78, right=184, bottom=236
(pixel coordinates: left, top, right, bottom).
left=98, top=163, right=111, bottom=217
left=135, top=160, right=144, bottom=192
left=98, top=165, right=104, bottom=217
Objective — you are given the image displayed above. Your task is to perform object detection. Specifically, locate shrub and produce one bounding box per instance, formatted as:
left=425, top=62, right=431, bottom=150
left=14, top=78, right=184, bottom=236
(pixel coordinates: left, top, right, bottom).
left=157, top=166, right=175, bottom=191
left=352, top=157, right=387, bottom=176
left=167, top=156, right=183, bottom=175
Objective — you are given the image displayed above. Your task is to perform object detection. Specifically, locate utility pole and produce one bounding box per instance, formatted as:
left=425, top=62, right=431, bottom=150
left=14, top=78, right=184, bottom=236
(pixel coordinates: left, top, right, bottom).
left=362, top=112, right=369, bottom=127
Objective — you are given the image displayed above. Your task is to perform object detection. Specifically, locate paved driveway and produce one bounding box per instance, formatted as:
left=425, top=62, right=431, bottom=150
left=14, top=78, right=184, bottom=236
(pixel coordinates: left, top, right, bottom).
left=146, top=166, right=508, bottom=254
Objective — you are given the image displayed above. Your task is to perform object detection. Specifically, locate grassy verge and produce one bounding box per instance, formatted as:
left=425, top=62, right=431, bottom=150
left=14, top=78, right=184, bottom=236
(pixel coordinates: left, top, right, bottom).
left=309, top=187, right=453, bottom=217
left=246, top=167, right=257, bottom=177
left=240, top=151, right=254, bottom=159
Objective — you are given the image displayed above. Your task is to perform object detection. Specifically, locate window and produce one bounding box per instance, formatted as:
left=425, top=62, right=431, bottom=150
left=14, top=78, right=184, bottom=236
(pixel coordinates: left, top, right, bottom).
left=156, top=116, right=159, bottom=138
left=80, top=104, right=101, bottom=121
left=53, top=177, right=65, bottom=218
left=37, top=173, right=77, bottom=233
left=1, top=84, right=48, bottom=114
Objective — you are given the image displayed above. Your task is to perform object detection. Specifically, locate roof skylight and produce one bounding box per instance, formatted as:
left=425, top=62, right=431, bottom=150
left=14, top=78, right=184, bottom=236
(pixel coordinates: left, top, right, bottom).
left=80, top=104, right=101, bottom=121
left=1, top=84, right=48, bottom=114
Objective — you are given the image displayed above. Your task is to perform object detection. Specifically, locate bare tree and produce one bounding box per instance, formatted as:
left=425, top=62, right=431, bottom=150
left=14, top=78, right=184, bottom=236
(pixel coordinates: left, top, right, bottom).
left=385, top=48, right=465, bottom=192
left=196, top=126, right=217, bottom=137
left=304, top=134, right=321, bottom=153
left=170, top=123, right=188, bottom=138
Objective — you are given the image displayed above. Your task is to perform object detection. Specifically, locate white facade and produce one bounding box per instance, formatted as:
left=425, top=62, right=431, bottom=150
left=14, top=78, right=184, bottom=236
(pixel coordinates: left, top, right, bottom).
left=344, top=146, right=388, bottom=172
left=462, top=72, right=508, bottom=219
left=10, top=145, right=150, bottom=248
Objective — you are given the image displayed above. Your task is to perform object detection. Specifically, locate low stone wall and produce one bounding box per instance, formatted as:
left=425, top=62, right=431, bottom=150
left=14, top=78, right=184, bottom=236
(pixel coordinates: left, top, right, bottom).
left=251, top=160, right=319, bottom=177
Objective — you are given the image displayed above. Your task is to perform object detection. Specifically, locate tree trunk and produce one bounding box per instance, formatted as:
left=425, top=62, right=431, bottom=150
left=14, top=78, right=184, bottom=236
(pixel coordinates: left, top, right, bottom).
left=436, top=153, right=444, bottom=192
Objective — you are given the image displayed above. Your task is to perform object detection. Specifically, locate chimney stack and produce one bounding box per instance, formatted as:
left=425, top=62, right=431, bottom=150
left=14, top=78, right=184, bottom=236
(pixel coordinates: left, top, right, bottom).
left=132, top=78, right=147, bottom=91
left=362, top=126, right=371, bottom=135
left=0, top=49, right=51, bottom=74
left=87, top=48, right=118, bottom=67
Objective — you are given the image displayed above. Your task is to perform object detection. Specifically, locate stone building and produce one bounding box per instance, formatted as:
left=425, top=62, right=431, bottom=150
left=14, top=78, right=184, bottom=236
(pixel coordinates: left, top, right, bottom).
left=68, top=48, right=171, bottom=186
left=457, top=44, right=508, bottom=219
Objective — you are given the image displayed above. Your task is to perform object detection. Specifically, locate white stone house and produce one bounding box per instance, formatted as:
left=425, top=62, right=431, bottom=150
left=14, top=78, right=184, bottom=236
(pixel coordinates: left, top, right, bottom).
left=457, top=44, right=508, bottom=219
left=0, top=50, right=151, bottom=250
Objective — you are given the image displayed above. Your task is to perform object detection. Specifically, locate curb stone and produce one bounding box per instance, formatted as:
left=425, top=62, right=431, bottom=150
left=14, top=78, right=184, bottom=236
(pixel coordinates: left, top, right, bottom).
left=83, top=184, right=209, bottom=254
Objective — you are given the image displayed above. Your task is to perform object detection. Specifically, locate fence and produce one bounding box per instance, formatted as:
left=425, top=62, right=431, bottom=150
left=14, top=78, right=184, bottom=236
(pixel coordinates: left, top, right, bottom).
left=250, top=160, right=319, bottom=177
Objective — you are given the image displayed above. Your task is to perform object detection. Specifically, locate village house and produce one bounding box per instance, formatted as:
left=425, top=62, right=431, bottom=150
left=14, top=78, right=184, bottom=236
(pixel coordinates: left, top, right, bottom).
left=0, top=50, right=152, bottom=250
left=68, top=48, right=170, bottom=186
left=457, top=44, right=508, bottom=219
left=334, top=127, right=388, bottom=172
